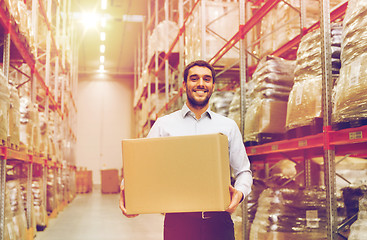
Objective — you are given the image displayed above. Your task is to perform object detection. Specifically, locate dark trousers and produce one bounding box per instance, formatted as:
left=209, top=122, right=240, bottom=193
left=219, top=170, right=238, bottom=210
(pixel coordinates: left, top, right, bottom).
left=164, top=212, right=235, bottom=240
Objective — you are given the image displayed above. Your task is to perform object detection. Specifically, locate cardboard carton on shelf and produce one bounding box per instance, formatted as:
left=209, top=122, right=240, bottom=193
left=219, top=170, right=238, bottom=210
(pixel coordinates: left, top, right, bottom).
left=122, top=133, right=231, bottom=214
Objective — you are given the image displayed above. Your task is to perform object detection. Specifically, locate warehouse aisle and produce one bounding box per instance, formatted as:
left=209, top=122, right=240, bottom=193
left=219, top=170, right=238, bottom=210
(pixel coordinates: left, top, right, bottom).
left=35, top=187, right=164, bottom=240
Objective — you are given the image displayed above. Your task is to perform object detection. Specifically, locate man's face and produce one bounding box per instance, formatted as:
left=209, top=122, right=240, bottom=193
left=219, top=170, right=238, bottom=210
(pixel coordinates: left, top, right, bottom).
left=183, top=66, right=215, bottom=108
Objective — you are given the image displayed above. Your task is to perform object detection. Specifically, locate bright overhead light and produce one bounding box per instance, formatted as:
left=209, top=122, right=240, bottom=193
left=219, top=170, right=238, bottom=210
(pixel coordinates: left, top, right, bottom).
left=100, top=32, right=106, bottom=41
left=99, top=65, right=105, bottom=72
left=100, top=56, right=105, bottom=63
left=81, top=12, right=99, bottom=29
left=101, top=0, right=107, bottom=10
left=100, top=44, right=105, bottom=53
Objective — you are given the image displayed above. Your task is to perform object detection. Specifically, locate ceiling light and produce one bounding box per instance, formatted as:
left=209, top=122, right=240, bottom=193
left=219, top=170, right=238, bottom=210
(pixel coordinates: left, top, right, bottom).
left=100, top=32, right=106, bottom=41
left=99, top=65, right=105, bottom=72
left=101, top=0, right=107, bottom=10
left=81, top=12, right=99, bottom=29
left=100, top=45, right=105, bottom=53
left=100, top=56, right=105, bottom=63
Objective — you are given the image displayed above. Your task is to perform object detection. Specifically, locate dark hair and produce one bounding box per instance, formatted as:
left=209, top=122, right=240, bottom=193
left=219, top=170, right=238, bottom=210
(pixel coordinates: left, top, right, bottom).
left=183, top=60, right=216, bottom=83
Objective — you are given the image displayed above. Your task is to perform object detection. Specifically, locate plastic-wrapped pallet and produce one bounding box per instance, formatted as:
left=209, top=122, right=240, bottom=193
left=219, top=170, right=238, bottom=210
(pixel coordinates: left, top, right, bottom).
left=7, top=180, right=28, bottom=240
left=19, top=96, right=34, bottom=152
left=286, top=25, right=342, bottom=130
left=332, top=0, right=367, bottom=125
left=147, top=20, right=179, bottom=62
left=250, top=187, right=328, bottom=240
left=39, top=112, right=48, bottom=156
left=228, top=88, right=241, bottom=129
left=0, top=72, right=10, bottom=145
left=8, top=83, right=20, bottom=149
left=32, top=178, right=47, bottom=230
left=47, top=169, right=56, bottom=214
left=4, top=184, right=18, bottom=240
left=185, top=0, right=238, bottom=65
left=19, top=178, right=37, bottom=233
left=348, top=191, right=367, bottom=240
left=259, top=0, right=345, bottom=58
left=33, top=105, right=40, bottom=153
left=209, top=91, right=235, bottom=117
left=244, top=56, right=295, bottom=143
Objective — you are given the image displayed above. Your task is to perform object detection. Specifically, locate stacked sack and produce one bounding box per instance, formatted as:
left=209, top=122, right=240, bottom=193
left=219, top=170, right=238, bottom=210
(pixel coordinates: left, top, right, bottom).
left=286, top=25, right=342, bottom=131
left=32, top=178, right=48, bottom=230
left=8, top=82, right=20, bottom=148
left=19, top=96, right=35, bottom=152
left=209, top=91, right=235, bottom=117
left=7, top=180, right=28, bottom=240
left=244, top=55, right=295, bottom=143
left=250, top=187, right=328, bottom=240
left=332, top=0, right=367, bottom=125
left=0, top=71, right=10, bottom=145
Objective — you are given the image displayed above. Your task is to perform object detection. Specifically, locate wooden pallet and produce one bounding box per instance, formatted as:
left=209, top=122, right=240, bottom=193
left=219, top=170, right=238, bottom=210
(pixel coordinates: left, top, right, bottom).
left=245, top=133, right=285, bottom=147
left=333, top=118, right=367, bottom=131
left=286, top=118, right=323, bottom=139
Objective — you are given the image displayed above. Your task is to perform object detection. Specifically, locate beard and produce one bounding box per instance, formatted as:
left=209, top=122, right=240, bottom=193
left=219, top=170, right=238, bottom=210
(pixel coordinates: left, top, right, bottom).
left=186, top=87, right=213, bottom=109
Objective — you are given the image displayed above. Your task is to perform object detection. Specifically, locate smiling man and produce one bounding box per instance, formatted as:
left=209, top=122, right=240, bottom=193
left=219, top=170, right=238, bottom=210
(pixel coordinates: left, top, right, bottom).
left=120, top=60, right=253, bottom=240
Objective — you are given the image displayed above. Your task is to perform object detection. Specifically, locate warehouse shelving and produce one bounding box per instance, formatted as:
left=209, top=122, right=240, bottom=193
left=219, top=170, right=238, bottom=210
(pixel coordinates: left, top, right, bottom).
left=134, top=0, right=365, bottom=240
left=0, top=0, right=77, bottom=239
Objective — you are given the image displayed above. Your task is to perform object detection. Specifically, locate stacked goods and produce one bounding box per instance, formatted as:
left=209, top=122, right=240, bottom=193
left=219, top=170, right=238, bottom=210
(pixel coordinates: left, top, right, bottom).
left=19, top=179, right=37, bottom=232
left=332, top=0, right=367, bottom=126
left=185, top=0, right=238, bottom=65
left=32, top=178, right=48, bottom=231
left=33, top=106, right=41, bottom=153
left=147, top=20, right=179, bottom=62
left=7, top=180, right=28, bottom=240
left=209, top=91, right=235, bottom=117
left=4, top=185, right=17, bottom=240
left=244, top=55, right=295, bottom=143
left=0, top=71, right=10, bottom=145
left=259, top=0, right=345, bottom=58
left=286, top=25, right=342, bottom=131
left=47, top=169, right=56, bottom=214
left=39, top=112, right=48, bottom=156
left=228, top=88, right=241, bottom=129
left=250, top=187, right=328, bottom=240
left=19, top=96, right=34, bottom=152
left=8, top=83, right=20, bottom=148
left=348, top=191, right=367, bottom=240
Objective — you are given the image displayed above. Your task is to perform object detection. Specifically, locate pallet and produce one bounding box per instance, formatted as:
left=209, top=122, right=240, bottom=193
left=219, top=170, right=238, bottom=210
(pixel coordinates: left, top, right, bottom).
left=245, top=133, right=285, bottom=147
left=286, top=118, right=323, bottom=139
left=333, top=118, right=367, bottom=131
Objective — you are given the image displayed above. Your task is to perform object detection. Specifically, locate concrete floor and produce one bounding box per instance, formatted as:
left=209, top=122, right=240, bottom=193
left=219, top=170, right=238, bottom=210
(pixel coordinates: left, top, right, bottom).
left=35, top=188, right=164, bottom=240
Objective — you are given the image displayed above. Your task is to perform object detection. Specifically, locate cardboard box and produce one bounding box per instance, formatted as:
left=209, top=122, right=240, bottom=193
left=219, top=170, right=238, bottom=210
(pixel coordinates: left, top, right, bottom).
left=122, top=133, right=231, bottom=214
left=101, top=169, right=120, bottom=194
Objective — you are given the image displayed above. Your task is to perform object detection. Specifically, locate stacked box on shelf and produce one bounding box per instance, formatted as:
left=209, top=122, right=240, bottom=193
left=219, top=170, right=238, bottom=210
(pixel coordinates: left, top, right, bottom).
left=259, top=0, right=345, bottom=58
left=286, top=25, right=342, bottom=133
left=147, top=20, right=179, bottom=63
left=209, top=91, right=235, bottom=117
left=0, top=71, right=10, bottom=145
left=244, top=56, right=295, bottom=144
left=31, top=177, right=48, bottom=231
left=8, top=82, right=20, bottom=149
left=185, top=0, right=239, bottom=66
left=6, top=180, right=28, bottom=240
left=19, top=96, right=34, bottom=153
left=332, top=0, right=367, bottom=128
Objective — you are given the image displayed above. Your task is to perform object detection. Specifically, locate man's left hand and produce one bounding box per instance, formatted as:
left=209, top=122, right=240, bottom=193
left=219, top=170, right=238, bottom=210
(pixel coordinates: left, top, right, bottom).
left=225, top=185, right=243, bottom=214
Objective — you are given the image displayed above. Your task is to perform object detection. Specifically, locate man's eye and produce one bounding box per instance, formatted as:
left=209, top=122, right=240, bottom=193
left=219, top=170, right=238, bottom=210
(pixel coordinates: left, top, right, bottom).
left=204, top=77, right=212, bottom=82
left=190, top=76, right=199, bottom=81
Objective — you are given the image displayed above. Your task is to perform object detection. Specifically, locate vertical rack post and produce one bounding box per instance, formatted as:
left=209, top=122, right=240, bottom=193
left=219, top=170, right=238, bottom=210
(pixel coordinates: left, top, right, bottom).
left=201, top=0, right=206, bottom=61
left=320, top=0, right=337, bottom=239
left=239, top=1, right=249, bottom=240
left=178, top=0, right=184, bottom=94
left=26, top=163, right=33, bottom=233
left=164, top=0, right=169, bottom=103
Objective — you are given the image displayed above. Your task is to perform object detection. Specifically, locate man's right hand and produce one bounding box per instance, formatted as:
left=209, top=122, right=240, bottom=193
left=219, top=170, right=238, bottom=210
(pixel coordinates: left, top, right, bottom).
left=119, top=183, right=139, bottom=218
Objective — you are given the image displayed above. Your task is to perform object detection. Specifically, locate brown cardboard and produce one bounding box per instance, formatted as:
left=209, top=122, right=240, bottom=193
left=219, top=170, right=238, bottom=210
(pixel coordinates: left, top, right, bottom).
left=122, top=133, right=231, bottom=214
left=101, top=169, right=120, bottom=194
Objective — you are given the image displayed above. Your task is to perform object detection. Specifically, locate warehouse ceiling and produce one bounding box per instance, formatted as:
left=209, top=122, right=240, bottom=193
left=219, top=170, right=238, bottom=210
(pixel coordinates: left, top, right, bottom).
left=72, top=0, right=146, bottom=77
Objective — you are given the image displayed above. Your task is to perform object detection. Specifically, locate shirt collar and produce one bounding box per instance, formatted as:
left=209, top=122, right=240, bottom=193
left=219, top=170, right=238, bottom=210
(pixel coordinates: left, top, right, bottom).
left=181, top=103, right=213, bottom=119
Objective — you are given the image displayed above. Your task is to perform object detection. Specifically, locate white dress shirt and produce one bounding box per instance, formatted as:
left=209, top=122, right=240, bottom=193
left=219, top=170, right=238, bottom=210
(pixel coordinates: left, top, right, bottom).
left=147, top=103, right=253, bottom=197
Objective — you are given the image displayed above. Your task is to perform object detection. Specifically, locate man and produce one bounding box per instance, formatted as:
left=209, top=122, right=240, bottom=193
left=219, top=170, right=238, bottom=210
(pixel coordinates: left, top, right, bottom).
left=120, top=60, right=253, bottom=240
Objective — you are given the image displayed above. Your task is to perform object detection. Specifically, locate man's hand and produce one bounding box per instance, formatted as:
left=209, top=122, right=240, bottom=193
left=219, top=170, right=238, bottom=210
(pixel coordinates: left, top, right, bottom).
left=225, top=185, right=243, bottom=214
left=119, top=184, right=139, bottom=218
